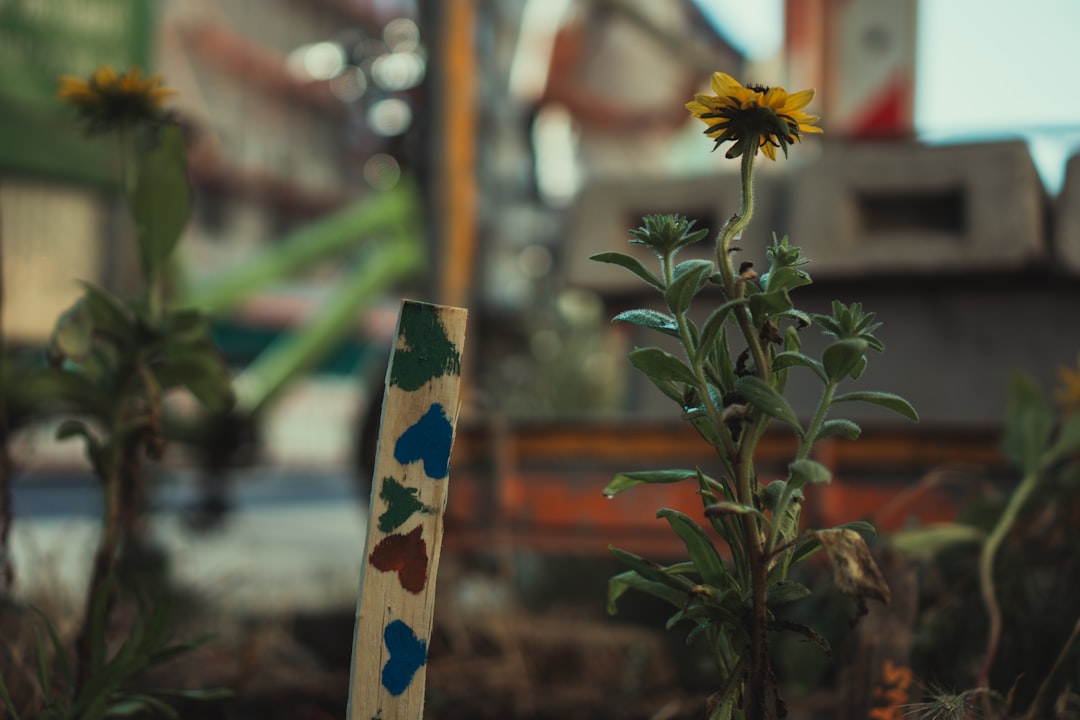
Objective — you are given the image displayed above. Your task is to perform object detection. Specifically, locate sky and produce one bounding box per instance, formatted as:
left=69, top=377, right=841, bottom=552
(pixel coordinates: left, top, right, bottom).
left=695, top=0, right=1080, bottom=191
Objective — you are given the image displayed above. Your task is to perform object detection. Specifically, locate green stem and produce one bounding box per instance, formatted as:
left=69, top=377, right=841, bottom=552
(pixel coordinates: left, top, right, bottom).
left=714, top=145, right=771, bottom=720
left=717, top=148, right=769, bottom=382
left=662, top=249, right=739, bottom=474
left=764, top=382, right=836, bottom=557
left=975, top=468, right=1041, bottom=690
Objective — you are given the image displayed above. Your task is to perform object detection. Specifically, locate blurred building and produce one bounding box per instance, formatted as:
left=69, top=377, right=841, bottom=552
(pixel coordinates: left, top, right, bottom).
left=0, top=0, right=426, bottom=467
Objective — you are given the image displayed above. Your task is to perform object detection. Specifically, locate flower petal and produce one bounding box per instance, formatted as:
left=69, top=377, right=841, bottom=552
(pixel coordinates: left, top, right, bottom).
left=710, top=72, right=743, bottom=98
left=783, top=88, right=815, bottom=112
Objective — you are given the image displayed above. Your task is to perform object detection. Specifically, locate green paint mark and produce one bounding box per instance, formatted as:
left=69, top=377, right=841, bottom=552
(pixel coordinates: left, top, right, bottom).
left=378, top=477, right=434, bottom=533
left=390, top=303, right=461, bottom=391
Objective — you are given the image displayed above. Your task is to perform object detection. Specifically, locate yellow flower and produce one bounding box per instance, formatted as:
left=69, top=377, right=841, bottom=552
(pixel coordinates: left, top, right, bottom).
left=1055, top=354, right=1080, bottom=412
left=686, top=72, right=822, bottom=160
left=57, top=65, right=176, bottom=134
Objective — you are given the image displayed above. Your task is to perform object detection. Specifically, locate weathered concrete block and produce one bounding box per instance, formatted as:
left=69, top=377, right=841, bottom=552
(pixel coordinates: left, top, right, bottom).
left=789, top=141, right=1047, bottom=275
left=1055, top=151, right=1080, bottom=273
left=565, top=173, right=782, bottom=292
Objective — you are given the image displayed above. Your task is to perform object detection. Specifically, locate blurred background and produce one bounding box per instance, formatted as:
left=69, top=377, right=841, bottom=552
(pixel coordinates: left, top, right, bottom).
left=2, top=0, right=1080, bottom=717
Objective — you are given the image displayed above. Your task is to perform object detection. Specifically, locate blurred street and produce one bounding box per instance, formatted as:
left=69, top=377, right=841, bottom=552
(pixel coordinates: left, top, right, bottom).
left=8, top=467, right=369, bottom=613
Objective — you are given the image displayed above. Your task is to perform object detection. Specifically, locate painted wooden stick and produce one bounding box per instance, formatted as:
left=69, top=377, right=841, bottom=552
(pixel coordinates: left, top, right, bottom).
left=347, top=300, right=468, bottom=720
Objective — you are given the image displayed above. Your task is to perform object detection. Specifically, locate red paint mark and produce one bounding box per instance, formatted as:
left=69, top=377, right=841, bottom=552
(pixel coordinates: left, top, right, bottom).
left=370, top=526, right=428, bottom=593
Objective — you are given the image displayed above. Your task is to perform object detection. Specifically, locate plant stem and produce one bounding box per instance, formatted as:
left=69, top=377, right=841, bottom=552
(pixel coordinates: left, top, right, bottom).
left=975, top=468, right=1040, bottom=691
left=666, top=250, right=738, bottom=467
left=717, top=148, right=769, bottom=382
left=715, top=145, right=770, bottom=720
left=764, top=382, right=836, bottom=558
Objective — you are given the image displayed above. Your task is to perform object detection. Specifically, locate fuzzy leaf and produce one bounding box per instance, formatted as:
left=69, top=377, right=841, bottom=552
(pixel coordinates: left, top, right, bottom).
left=695, top=298, right=749, bottom=365
left=771, top=351, right=826, bottom=383
left=665, top=259, right=713, bottom=314
left=749, top=289, right=794, bottom=327
left=609, top=547, right=697, bottom=593
left=815, top=418, right=862, bottom=442
left=612, top=308, right=680, bottom=337
left=787, top=458, right=831, bottom=491
left=823, top=339, right=868, bottom=382
left=657, top=508, right=730, bottom=589
left=628, top=347, right=697, bottom=386
left=767, top=580, right=812, bottom=607
left=603, top=469, right=697, bottom=497
left=590, top=251, right=663, bottom=290
left=735, top=375, right=802, bottom=434
left=763, top=266, right=812, bottom=295
left=832, top=391, right=918, bottom=422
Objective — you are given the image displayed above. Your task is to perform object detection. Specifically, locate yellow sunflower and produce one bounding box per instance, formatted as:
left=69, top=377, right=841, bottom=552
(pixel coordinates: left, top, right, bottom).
left=686, top=72, right=822, bottom=160
left=1055, top=354, right=1080, bottom=412
left=57, top=65, right=176, bottom=134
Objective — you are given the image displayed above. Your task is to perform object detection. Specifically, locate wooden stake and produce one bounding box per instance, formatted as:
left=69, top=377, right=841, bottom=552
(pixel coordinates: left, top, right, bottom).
left=347, top=300, right=468, bottom=720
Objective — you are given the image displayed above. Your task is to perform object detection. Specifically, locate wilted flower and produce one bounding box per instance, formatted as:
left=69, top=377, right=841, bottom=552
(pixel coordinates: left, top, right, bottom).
left=57, top=65, right=176, bottom=134
left=686, top=72, right=821, bottom=160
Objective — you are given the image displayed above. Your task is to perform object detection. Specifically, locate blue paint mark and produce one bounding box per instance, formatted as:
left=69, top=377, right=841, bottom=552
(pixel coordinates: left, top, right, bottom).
left=382, top=619, right=428, bottom=696
left=393, top=403, right=453, bottom=479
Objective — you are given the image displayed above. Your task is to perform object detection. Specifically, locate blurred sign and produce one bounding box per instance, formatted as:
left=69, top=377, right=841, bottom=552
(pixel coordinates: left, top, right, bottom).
left=0, top=0, right=151, bottom=182
left=785, top=0, right=916, bottom=138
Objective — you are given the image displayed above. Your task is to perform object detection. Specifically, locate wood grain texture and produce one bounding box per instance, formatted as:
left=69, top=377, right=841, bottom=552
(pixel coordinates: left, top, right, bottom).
left=347, top=300, right=467, bottom=720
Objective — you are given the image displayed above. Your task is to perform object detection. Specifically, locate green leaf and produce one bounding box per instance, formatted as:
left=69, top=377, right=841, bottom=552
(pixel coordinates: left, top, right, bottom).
left=107, top=694, right=178, bottom=717
left=131, top=124, right=191, bottom=278
left=590, top=251, right=664, bottom=290
left=767, top=580, right=812, bottom=607
left=832, top=391, right=919, bottom=422
left=55, top=419, right=104, bottom=473
left=657, top=508, right=730, bottom=589
left=734, top=375, right=803, bottom=434
left=0, top=670, right=19, bottom=720
left=603, top=469, right=697, bottom=497
left=704, top=501, right=765, bottom=520
left=769, top=619, right=832, bottom=656
left=771, top=351, right=827, bottom=384
left=78, top=282, right=133, bottom=344
left=695, top=298, right=749, bottom=365
left=164, top=308, right=212, bottom=341
left=890, top=523, right=985, bottom=558
left=50, top=298, right=94, bottom=361
left=609, top=547, right=697, bottom=592
left=153, top=339, right=235, bottom=414
left=749, top=289, right=794, bottom=327
left=715, top=326, right=738, bottom=389
left=612, top=308, right=680, bottom=337
left=823, top=339, right=868, bottom=382
left=665, top=259, right=714, bottom=314
left=787, top=458, right=831, bottom=491
left=628, top=347, right=697, bottom=386
left=763, top=266, right=812, bottom=295
left=815, top=418, right=861, bottom=442
left=1002, top=372, right=1055, bottom=473
left=1046, top=408, right=1080, bottom=464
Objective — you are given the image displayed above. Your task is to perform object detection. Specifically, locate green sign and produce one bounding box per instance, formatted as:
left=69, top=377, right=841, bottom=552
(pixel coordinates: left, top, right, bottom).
left=0, top=0, right=152, bottom=184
